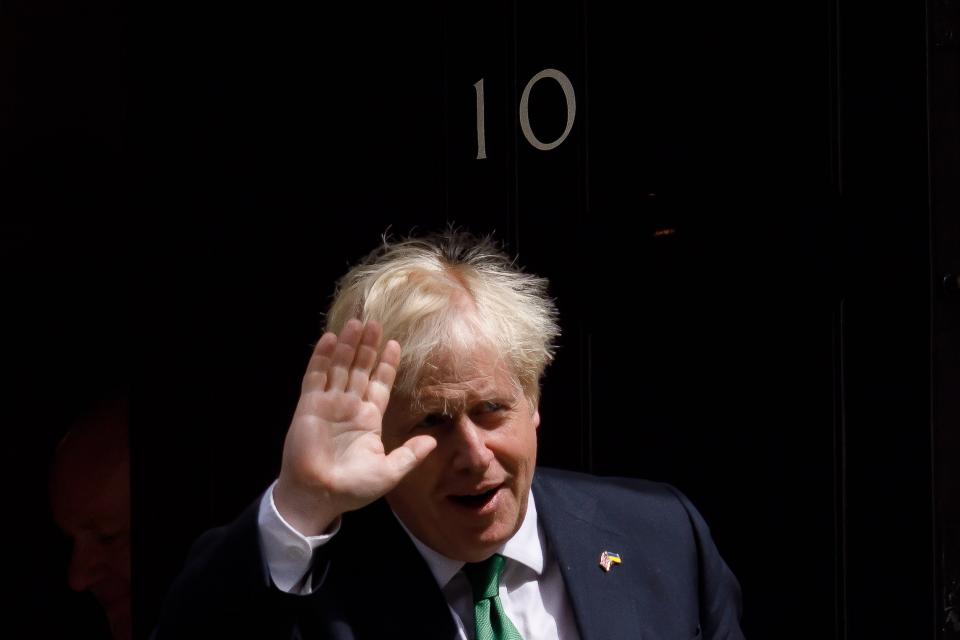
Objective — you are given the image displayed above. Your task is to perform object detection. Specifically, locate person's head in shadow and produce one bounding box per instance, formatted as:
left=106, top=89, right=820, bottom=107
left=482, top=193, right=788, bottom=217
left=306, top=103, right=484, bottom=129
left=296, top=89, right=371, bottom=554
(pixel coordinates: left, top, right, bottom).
left=50, top=398, right=131, bottom=640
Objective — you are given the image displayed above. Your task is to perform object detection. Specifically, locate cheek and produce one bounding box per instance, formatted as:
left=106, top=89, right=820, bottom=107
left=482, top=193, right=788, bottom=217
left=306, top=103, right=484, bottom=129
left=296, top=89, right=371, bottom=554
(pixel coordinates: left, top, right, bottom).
left=396, top=448, right=443, bottom=491
left=493, top=426, right=538, bottom=472
left=520, top=419, right=539, bottom=463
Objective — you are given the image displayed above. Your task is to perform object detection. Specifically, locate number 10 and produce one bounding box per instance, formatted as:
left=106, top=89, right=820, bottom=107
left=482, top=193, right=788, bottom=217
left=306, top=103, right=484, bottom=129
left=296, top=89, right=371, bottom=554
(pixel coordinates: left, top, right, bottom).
left=473, top=68, right=577, bottom=160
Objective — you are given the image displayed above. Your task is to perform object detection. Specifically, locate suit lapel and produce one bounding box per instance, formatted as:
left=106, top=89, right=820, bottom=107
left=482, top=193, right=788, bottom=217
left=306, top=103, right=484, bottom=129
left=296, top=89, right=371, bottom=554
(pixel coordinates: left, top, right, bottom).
left=533, top=473, right=645, bottom=640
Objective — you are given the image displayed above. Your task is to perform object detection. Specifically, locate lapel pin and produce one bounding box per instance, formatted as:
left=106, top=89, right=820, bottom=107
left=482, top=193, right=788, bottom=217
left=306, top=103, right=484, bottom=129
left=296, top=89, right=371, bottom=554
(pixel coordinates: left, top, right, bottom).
left=599, top=550, right=622, bottom=572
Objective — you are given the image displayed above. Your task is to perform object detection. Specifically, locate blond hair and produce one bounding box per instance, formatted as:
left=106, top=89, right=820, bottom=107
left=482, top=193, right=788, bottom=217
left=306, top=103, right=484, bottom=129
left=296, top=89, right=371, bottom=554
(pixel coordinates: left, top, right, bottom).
left=326, top=229, right=560, bottom=406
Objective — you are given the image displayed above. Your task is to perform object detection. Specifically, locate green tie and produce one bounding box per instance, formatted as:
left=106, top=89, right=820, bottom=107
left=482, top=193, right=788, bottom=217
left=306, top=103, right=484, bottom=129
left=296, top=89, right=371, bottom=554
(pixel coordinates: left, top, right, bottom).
left=462, top=554, right=524, bottom=640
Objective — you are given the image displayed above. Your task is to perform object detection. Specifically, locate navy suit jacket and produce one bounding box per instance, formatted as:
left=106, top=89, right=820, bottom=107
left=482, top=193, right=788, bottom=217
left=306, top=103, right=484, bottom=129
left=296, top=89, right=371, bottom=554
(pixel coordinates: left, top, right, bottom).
left=158, top=468, right=744, bottom=639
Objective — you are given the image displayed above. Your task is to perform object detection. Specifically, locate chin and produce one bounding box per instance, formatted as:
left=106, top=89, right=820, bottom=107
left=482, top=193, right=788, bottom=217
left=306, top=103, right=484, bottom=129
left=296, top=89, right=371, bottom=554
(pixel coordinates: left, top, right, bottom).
left=442, top=534, right=503, bottom=562
left=449, top=515, right=523, bottom=561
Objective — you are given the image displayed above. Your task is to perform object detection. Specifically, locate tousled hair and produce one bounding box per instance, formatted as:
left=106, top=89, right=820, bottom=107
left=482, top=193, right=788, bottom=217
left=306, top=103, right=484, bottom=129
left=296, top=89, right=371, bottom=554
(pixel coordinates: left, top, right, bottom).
left=325, top=229, right=560, bottom=407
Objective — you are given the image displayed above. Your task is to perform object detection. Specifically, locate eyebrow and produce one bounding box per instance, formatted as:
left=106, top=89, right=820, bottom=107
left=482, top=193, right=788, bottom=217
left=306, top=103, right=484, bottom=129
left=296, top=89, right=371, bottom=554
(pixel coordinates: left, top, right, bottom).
left=414, top=395, right=467, bottom=416
left=413, top=386, right=511, bottom=415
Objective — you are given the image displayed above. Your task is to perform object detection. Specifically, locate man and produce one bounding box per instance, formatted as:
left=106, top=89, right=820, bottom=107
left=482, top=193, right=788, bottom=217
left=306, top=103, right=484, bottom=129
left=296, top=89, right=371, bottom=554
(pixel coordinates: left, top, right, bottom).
left=159, top=230, right=744, bottom=639
left=50, top=398, right=132, bottom=640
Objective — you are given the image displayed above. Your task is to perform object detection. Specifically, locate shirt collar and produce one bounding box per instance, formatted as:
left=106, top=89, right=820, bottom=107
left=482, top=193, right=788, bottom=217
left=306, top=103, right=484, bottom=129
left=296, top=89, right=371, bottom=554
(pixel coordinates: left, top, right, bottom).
left=395, top=489, right=544, bottom=589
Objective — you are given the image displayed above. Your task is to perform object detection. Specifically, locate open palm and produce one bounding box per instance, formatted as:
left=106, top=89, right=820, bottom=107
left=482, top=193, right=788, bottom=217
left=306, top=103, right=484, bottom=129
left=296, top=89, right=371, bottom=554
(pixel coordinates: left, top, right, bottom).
left=274, top=319, right=436, bottom=535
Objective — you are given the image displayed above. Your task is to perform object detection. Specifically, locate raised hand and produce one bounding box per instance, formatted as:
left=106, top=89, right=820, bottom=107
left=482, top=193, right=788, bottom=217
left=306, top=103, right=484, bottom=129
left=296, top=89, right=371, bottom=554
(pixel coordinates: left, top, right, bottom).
left=273, top=319, right=437, bottom=535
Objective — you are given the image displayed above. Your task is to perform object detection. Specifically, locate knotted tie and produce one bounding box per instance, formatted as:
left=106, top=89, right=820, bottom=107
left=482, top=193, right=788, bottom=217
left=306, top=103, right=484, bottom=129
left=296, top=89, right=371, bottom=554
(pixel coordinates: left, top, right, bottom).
left=462, top=554, right=524, bottom=640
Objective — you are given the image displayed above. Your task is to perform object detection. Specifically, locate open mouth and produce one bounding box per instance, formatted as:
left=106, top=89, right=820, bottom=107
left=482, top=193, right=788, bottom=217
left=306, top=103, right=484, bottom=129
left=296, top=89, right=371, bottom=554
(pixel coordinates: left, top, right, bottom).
left=449, top=486, right=500, bottom=510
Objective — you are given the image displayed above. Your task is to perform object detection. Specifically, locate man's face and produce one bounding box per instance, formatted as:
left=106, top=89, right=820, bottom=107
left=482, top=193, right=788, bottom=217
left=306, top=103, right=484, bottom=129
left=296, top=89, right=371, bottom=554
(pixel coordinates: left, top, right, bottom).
left=50, top=425, right=131, bottom=640
left=52, top=489, right=131, bottom=640
left=382, top=346, right=540, bottom=562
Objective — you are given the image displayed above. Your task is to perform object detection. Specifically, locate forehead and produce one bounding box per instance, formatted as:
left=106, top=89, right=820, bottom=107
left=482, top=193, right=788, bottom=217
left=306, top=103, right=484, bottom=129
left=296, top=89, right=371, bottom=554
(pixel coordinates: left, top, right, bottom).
left=413, top=347, right=518, bottom=406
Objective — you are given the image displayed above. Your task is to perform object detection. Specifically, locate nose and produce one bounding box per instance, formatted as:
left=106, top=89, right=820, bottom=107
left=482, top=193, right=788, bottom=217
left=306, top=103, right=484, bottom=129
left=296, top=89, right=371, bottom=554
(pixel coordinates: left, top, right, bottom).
left=450, top=414, right=494, bottom=473
left=67, top=534, right=105, bottom=593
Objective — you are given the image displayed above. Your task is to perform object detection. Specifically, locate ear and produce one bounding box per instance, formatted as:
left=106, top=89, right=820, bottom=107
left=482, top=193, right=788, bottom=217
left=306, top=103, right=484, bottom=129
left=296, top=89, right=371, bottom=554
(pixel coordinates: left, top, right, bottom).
left=532, top=408, right=541, bottom=430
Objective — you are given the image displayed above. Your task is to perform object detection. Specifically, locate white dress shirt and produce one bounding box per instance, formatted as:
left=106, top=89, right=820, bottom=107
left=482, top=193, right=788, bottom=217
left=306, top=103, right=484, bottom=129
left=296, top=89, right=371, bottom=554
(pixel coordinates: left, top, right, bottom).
left=257, top=481, right=580, bottom=640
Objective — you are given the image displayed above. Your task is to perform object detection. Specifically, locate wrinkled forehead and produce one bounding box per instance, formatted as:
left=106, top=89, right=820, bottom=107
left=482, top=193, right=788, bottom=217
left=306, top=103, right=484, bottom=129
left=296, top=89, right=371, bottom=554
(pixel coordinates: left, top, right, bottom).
left=411, top=346, right=520, bottom=410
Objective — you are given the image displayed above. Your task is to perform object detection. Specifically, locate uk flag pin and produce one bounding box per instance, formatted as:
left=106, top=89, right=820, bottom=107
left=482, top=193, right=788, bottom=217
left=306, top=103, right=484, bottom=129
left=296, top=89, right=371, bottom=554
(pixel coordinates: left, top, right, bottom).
left=599, top=550, right=622, bottom=572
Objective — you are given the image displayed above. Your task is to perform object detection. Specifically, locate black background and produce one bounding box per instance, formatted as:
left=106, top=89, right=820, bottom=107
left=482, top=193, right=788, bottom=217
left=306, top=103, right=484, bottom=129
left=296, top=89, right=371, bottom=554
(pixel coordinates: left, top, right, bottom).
left=3, top=1, right=955, bottom=638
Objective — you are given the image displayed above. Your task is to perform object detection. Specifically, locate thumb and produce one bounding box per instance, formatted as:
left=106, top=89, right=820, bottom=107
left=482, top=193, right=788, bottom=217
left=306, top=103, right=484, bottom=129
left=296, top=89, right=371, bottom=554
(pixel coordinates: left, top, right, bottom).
left=384, top=435, right=437, bottom=480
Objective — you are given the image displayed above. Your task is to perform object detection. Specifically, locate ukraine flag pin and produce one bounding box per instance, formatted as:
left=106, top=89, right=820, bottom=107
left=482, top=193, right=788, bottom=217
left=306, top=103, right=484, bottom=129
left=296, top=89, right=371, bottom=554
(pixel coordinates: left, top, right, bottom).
left=599, top=550, right=622, bottom=572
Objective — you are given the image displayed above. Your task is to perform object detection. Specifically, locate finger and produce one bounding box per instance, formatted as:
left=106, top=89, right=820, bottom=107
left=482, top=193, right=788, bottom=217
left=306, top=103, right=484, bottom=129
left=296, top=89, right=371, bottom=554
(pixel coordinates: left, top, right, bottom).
left=327, top=319, right=364, bottom=391
left=346, top=321, right=383, bottom=396
left=365, top=339, right=401, bottom=414
left=301, top=332, right=337, bottom=393
left=384, top=435, right=437, bottom=481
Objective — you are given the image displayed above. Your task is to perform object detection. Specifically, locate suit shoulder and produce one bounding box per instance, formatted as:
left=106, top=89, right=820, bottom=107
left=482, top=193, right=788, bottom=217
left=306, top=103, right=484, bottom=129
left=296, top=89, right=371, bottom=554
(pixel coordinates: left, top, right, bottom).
left=534, top=467, right=696, bottom=521
left=536, top=466, right=678, bottom=497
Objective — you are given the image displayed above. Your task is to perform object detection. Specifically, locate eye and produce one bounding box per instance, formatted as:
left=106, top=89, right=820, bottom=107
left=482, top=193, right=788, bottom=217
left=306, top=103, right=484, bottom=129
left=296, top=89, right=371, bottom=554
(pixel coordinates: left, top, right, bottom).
left=479, top=401, right=503, bottom=413
left=470, top=401, right=507, bottom=420
left=417, top=413, right=450, bottom=429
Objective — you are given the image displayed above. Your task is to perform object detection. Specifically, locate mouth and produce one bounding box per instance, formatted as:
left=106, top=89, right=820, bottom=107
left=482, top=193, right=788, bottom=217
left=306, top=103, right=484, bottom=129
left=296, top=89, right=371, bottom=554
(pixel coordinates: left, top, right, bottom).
left=447, top=485, right=503, bottom=513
